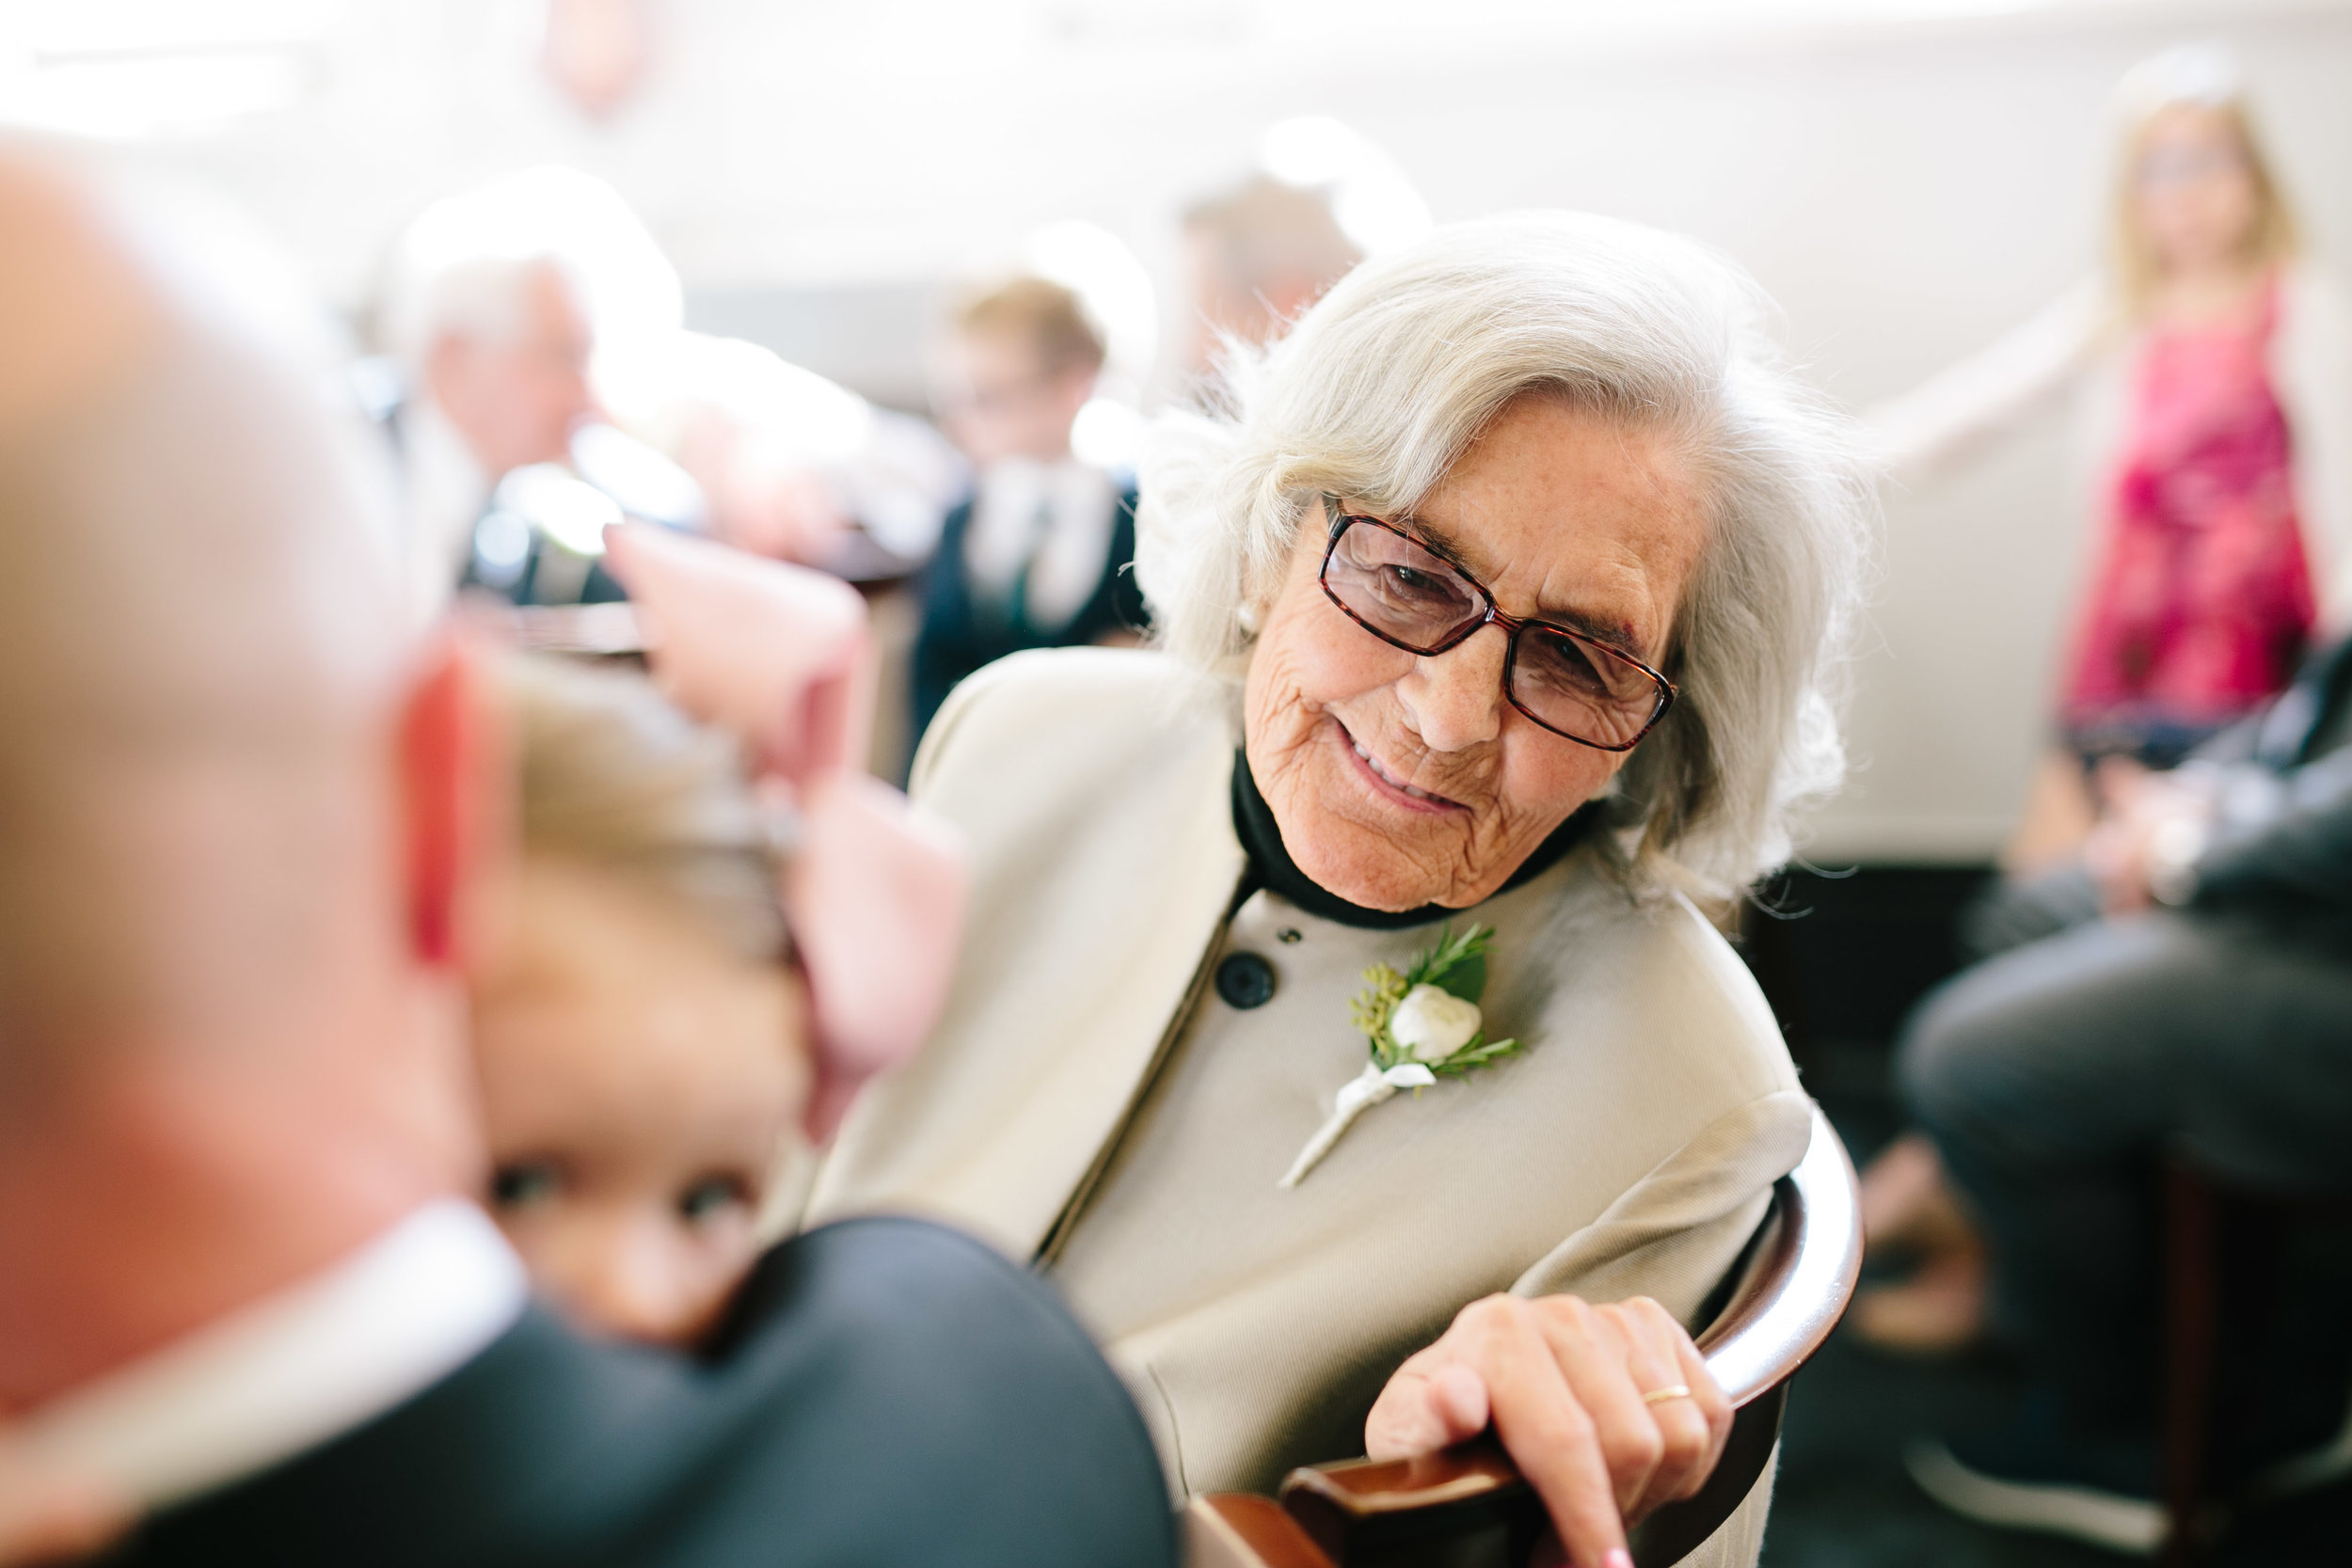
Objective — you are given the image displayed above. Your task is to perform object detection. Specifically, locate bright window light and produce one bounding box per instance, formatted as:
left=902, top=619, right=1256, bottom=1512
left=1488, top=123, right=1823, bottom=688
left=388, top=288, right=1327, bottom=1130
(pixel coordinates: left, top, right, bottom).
left=1259, top=116, right=1434, bottom=256
left=2, top=0, right=337, bottom=140
left=1070, top=396, right=1148, bottom=474
left=1023, top=219, right=1160, bottom=379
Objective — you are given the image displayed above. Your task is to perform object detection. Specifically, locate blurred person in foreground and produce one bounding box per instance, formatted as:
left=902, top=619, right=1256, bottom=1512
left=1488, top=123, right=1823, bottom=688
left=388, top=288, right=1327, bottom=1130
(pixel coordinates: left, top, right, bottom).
left=1181, top=174, right=1361, bottom=376
left=0, top=150, right=1175, bottom=1567
left=1893, top=626, right=2352, bottom=1553
left=1858, top=43, right=2352, bottom=1353
left=911, top=276, right=1145, bottom=750
left=806, top=212, right=1873, bottom=1568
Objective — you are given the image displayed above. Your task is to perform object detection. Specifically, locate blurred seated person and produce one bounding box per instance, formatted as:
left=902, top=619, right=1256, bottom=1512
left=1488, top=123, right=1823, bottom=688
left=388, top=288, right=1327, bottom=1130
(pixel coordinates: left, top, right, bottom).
left=0, top=150, right=1174, bottom=1568
left=371, top=169, right=701, bottom=620
left=1884, top=630, right=2352, bottom=1550
left=1181, top=173, right=1361, bottom=375
left=911, top=277, right=1144, bottom=748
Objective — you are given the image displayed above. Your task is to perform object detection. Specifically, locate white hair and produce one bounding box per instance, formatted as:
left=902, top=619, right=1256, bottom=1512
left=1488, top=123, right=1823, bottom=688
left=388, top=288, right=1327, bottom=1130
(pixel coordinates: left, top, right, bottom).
left=384, top=254, right=578, bottom=368
left=1136, top=210, right=1874, bottom=899
left=379, top=166, right=682, bottom=370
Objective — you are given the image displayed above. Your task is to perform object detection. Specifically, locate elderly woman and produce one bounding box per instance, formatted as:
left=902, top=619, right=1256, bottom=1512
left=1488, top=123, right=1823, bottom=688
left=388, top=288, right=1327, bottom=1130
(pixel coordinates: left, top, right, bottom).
left=806, top=212, right=1868, bottom=1566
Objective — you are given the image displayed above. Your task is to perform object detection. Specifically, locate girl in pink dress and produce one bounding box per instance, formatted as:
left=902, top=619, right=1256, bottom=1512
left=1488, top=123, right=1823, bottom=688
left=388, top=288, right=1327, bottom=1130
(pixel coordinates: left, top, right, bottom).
left=2063, top=273, right=2315, bottom=766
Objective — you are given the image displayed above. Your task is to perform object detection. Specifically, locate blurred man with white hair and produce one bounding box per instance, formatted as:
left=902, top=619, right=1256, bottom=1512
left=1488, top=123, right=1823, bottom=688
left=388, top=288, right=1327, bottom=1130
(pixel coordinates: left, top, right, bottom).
left=373, top=166, right=698, bottom=620
left=378, top=212, right=596, bottom=614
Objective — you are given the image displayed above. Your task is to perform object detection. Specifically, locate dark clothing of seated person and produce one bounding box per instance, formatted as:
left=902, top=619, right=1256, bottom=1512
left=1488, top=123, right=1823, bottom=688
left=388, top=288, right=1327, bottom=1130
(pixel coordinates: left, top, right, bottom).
left=912, top=275, right=1144, bottom=756
left=106, top=1217, right=1176, bottom=1568
left=1897, top=631, right=2352, bottom=1550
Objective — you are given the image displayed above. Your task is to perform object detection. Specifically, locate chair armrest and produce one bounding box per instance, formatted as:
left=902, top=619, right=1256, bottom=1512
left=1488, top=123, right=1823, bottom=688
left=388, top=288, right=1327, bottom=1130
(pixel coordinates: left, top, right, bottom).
left=1184, top=1495, right=1344, bottom=1568
left=1694, top=1104, right=1862, bottom=1407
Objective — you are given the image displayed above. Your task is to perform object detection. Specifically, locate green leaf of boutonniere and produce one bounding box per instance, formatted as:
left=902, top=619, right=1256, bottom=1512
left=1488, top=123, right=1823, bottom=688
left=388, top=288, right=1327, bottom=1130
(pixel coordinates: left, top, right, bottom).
left=1406, top=924, right=1488, bottom=1004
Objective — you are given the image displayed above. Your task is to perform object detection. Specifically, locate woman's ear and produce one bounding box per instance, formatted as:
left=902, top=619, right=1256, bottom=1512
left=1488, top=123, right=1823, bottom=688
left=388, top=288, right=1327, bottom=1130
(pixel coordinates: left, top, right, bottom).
left=395, top=637, right=511, bottom=971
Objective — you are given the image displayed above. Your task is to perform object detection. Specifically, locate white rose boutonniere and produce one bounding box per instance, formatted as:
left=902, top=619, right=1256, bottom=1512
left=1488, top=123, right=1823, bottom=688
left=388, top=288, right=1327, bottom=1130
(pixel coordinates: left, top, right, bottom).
left=1390, top=984, right=1485, bottom=1062
left=1279, top=925, right=1523, bottom=1188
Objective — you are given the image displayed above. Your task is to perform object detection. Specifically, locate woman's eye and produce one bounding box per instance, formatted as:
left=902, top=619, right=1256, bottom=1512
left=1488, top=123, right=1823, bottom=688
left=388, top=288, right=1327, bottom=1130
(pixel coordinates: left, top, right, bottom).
left=490, top=1160, right=564, bottom=1211
left=678, top=1174, right=755, bottom=1226
left=1378, top=564, right=1450, bottom=603
left=1522, top=638, right=1613, bottom=699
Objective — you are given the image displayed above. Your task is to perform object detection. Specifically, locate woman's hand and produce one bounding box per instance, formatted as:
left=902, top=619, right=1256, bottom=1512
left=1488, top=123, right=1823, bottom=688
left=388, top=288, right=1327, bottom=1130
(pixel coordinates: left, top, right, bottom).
left=0, top=1434, right=129, bottom=1565
left=1364, top=1293, right=1732, bottom=1568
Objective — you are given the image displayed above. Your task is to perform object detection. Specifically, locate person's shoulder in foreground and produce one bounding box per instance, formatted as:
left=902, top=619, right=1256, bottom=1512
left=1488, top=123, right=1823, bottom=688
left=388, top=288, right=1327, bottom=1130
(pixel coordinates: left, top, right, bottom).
left=119, top=1215, right=1177, bottom=1568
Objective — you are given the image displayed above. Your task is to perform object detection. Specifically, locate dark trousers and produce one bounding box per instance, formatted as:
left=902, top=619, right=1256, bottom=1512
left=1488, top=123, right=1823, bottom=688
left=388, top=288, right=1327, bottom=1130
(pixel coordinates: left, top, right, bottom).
left=1899, top=876, right=2352, bottom=1440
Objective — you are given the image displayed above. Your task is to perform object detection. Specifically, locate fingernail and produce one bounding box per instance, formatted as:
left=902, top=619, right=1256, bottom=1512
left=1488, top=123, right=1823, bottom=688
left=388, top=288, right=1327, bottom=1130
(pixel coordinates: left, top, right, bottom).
left=1604, top=1552, right=1633, bottom=1568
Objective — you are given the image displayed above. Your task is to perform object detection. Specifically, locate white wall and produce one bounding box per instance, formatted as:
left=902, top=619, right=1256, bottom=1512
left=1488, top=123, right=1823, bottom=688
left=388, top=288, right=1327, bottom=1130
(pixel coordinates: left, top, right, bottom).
left=13, top=0, right=2352, bottom=861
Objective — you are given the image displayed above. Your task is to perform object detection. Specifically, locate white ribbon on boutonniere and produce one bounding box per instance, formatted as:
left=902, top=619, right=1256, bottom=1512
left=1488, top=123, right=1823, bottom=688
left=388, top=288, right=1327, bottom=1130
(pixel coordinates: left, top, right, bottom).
left=1278, top=925, right=1525, bottom=1189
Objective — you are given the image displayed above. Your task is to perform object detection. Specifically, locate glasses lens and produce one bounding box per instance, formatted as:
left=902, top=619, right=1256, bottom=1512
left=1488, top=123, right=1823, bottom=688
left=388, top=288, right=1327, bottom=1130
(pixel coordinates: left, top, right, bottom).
left=1324, top=519, right=1484, bottom=652
left=1512, top=624, right=1664, bottom=749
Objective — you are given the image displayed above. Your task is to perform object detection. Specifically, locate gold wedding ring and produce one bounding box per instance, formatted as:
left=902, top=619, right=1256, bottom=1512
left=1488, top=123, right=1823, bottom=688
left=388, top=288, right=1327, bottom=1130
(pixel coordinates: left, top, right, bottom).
left=1642, top=1384, right=1693, bottom=1405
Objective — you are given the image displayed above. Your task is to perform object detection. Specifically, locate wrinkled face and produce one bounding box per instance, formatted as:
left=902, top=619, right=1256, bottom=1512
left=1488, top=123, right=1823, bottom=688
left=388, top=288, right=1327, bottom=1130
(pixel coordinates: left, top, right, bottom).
left=2134, top=105, right=2261, bottom=276
left=933, top=329, right=1095, bottom=467
left=1243, top=394, right=1707, bottom=911
left=429, top=264, right=597, bottom=478
left=472, top=857, right=806, bottom=1347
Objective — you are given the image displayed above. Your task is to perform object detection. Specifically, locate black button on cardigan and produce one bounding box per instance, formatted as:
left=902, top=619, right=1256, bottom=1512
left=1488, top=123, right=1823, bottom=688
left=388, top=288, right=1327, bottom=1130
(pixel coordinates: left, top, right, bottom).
left=1215, top=951, right=1278, bottom=1009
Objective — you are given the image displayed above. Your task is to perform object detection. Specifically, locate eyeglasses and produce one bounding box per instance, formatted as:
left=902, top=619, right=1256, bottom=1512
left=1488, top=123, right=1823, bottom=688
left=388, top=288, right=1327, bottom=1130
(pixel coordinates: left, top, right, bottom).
left=1316, top=497, right=1677, bottom=752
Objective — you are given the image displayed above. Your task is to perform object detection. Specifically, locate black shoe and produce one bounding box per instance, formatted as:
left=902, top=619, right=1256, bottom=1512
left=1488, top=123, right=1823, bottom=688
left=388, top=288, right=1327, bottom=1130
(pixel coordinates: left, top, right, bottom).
left=1906, top=1404, right=2164, bottom=1556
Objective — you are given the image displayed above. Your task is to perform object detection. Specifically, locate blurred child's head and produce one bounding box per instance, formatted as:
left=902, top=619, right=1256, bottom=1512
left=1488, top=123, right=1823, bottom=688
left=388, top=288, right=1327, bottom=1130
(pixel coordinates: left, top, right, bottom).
left=474, top=655, right=805, bottom=1347
left=2108, top=46, right=2298, bottom=306
left=931, top=276, right=1104, bottom=467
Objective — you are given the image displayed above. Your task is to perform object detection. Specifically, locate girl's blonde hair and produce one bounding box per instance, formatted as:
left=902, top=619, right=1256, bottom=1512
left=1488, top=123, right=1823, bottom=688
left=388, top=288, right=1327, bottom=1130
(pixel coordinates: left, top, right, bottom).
left=500, top=653, right=787, bottom=963
left=2108, top=45, right=2301, bottom=317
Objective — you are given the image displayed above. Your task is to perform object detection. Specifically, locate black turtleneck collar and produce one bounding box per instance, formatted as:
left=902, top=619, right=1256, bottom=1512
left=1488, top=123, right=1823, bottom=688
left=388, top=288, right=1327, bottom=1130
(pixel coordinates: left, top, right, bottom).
left=1229, top=751, right=1596, bottom=930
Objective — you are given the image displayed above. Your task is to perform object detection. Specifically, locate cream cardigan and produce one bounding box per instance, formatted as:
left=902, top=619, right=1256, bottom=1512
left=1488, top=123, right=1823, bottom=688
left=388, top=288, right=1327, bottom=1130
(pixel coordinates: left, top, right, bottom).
left=806, top=648, right=1811, bottom=1566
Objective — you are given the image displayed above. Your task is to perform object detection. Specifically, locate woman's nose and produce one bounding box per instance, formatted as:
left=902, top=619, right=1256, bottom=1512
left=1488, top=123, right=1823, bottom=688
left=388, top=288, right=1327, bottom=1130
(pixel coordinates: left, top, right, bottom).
left=1397, top=625, right=1507, bottom=752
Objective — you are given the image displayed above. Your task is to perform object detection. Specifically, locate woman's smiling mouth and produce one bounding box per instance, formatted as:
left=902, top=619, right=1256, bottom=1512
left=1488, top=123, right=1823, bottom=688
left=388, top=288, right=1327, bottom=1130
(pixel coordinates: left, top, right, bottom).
left=1333, top=718, right=1467, bottom=813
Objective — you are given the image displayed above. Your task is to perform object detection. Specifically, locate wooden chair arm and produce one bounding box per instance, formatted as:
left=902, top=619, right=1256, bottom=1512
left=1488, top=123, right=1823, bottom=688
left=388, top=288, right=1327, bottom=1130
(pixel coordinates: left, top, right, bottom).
left=1185, top=1495, right=1348, bottom=1568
